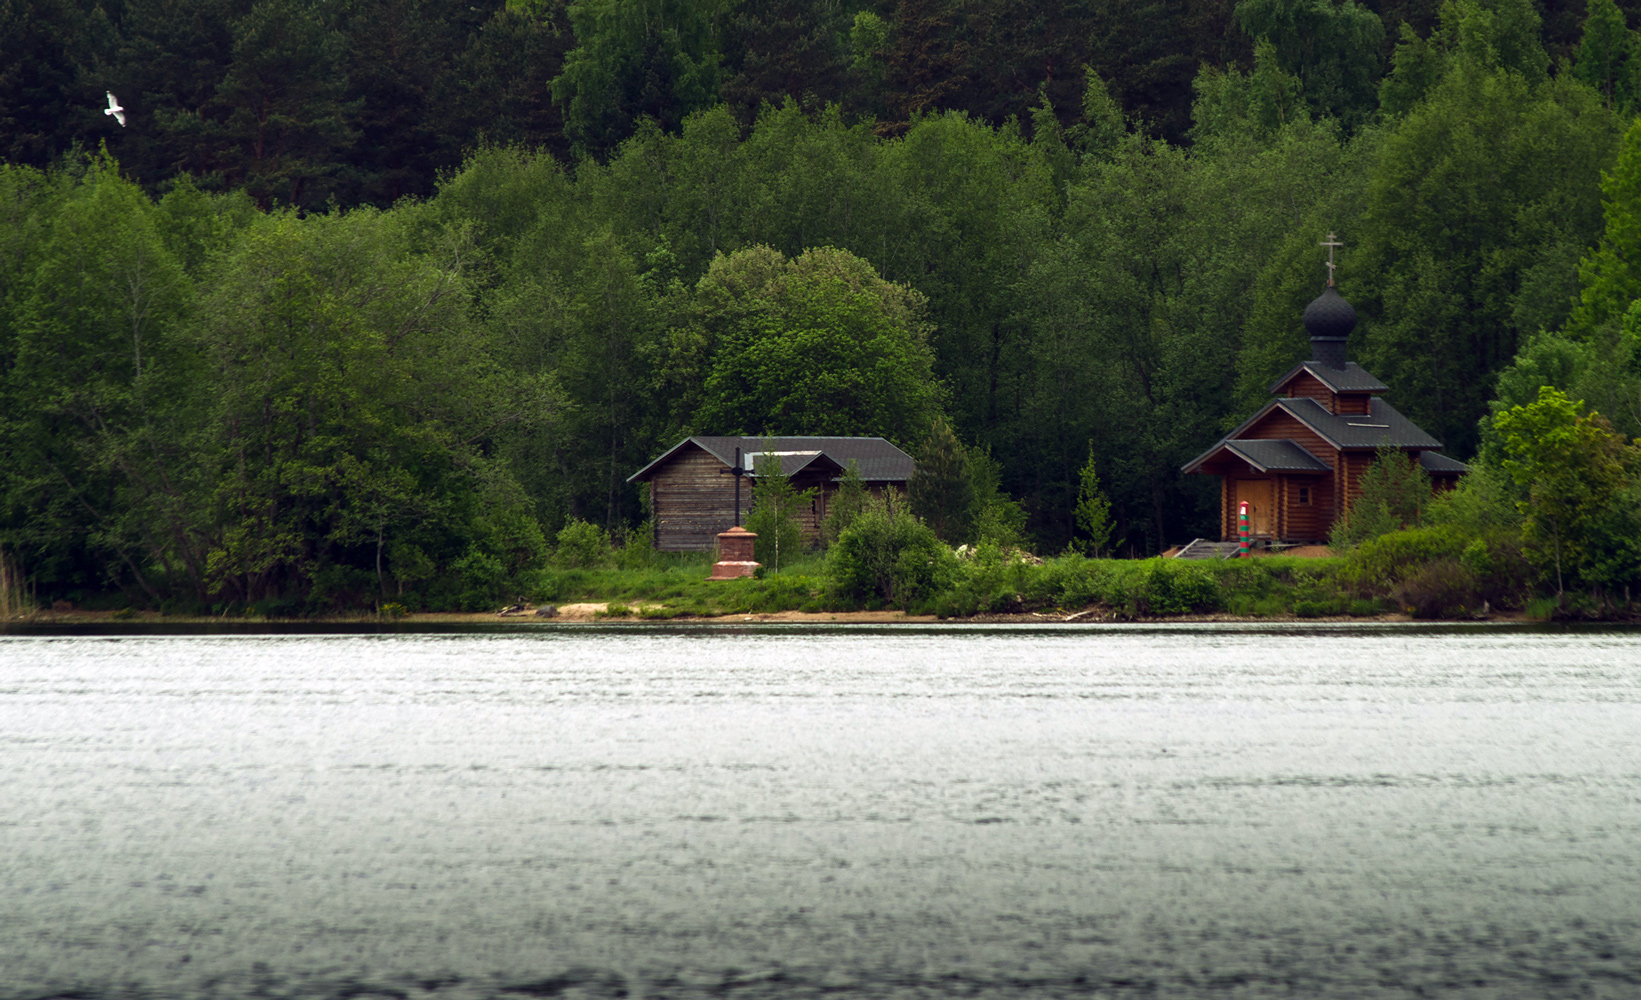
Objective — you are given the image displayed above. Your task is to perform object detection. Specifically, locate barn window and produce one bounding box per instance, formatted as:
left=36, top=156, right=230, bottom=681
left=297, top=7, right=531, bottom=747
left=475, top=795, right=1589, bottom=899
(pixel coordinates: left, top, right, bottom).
left=1298, top=486, right=1311, bottom=505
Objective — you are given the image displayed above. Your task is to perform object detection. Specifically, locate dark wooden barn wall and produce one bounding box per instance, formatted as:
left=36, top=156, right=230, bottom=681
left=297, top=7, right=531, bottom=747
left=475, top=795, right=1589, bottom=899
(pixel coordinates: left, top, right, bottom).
left=650, top=449, right=910, bottom=552
left=652, top=448, right=739, bottom=552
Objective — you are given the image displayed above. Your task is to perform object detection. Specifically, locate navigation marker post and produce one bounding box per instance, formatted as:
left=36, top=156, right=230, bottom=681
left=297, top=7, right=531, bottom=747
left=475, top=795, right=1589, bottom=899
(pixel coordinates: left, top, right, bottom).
left=1238, top=501, right=1251, bottom=558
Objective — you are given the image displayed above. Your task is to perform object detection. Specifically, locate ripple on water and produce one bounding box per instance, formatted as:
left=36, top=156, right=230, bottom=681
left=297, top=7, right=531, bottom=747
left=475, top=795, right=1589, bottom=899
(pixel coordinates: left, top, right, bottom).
left=1, top=623, right=1640, bottom=999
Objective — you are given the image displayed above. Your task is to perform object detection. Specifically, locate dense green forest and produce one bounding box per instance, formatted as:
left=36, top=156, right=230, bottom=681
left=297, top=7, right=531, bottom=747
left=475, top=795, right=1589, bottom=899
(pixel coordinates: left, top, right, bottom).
left=5, top=0, right=1641, bottom=613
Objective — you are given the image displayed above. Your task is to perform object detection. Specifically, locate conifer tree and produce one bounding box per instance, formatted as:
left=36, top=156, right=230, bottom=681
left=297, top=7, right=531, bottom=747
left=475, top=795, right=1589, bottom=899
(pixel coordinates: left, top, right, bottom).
left=1074, top=445, right=1114, bottom=558
left=908, top=416, right=973, bottom=543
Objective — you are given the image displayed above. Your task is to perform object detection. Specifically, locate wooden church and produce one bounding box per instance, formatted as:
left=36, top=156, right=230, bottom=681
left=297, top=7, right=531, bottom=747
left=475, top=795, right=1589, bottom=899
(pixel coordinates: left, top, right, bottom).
left=1182, top=253, right=1467, bottom=543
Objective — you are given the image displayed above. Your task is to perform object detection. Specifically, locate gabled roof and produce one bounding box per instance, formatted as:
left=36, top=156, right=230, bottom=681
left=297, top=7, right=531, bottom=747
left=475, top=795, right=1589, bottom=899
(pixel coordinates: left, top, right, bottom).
left=1269, top=361, right=1388, bottom=394
left=1183, top=397, right=1442, bottom=474
left=1243, top=397, right=1441, bottom=450
left=628, top=436, right=915, bottom=483
left=1181, top=438, right=1331, bottom=475
left=1418, top=451, right=1470, bottom=474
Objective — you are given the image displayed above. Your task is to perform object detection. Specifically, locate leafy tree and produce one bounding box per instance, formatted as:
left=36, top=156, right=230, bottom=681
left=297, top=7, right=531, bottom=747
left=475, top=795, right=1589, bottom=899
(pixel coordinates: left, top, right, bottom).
left=550, top=0, right=722, bottom=158
left=968, top=444, right=1028, bottom=547
left=744, top=449, right=815, bottom=570
left=682, top=245, right=943, bottom=441
left=189, top=206, right=553, bottom=609
left=208, top=0, right=359, bottom=210
left=3, top=155, right=195, bottom=602
left=1329, top=52, right=1618, bottom=456
left=908, top=416, right=973, bottom=542
left=717, top=0, right=849, bottom=122
left=1378, top=22, right=1447, bottom=116
left=1493, top=385, right=1639, bottom=594
left=1232, top=0, right=1384, bottom=129
left=1570, top=117, right=1641, bottom=340
left=1574, top=0, right=1636, bottom=107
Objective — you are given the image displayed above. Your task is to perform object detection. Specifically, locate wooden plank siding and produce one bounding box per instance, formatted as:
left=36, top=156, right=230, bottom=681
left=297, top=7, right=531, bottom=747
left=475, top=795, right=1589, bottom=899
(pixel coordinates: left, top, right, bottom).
left=1280, top=372, right=1334, bottom=409
left=1243, top=411, right=1336, bottom=464
left=651, top=447, right=741, bottom=551
left=648, top=445, right=910, bottom=552
left=1282, top=474, right=1333, bottom=541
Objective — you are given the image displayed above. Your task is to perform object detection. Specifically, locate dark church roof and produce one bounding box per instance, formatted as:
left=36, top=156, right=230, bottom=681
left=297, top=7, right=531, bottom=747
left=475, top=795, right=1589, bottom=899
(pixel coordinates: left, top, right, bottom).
left=1183, top=397, right=1442, bottom=474
left=1269, top=360, right=1388, bottom=394
left=629, top=436, right=915, bottom=483
left=1418, top=451, right=1470, bottom=474
left=1303, top=284, right=1357, bottom=340
left=1181, top=439, right=1331, bottom=475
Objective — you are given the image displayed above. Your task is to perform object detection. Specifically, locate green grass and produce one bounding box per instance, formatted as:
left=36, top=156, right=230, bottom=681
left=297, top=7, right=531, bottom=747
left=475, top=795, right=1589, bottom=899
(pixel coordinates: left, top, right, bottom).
left=532, top=551, right=838, bottom=617
left=528, top=549, right=1374, bottom=620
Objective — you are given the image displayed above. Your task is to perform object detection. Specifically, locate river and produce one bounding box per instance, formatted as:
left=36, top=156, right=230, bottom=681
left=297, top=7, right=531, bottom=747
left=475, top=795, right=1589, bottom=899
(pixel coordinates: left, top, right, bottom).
left=1, top=623, right=1638, bottom=998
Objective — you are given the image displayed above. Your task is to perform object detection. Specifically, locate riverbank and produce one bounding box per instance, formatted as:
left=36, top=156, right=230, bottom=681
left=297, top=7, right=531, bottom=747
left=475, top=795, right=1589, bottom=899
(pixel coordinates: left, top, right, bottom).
left=8, top=601, right=1543, bottom=628
left=11, top=547, right=1634, bottom=626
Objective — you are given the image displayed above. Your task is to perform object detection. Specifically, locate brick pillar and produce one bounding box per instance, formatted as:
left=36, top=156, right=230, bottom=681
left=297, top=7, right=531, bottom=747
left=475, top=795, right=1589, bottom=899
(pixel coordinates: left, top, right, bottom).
left=709, top=526, right=760, bottom=580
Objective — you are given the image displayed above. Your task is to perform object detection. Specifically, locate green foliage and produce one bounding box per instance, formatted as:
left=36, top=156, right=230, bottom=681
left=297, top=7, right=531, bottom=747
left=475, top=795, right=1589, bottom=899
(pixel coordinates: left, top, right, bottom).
left=969, top=447, right=1029, bottom=549
left=744, top=450, right=815, bottom=571
left=550, top=0, right=722, bottom=158
left=1233, top=0, right=1384, bottom=129
left=555, top=518, right=612, bottom=569
left=1574, top=0, right=1636, bottom=107
left=1073, top=445, right=1114, bottom=557
left=827, top=491, right=953, bottom=609
left=1340, top=524, right=1470, bottom=594
left=680, top=246, right=943, bottom=442
left=1494, top=385, right=1640, bottom=592
left=908, top=416, right=975, bottom=543
left=821, top=460, right=867, bottom=546
left=1328, top=448, right=1433, bottom=550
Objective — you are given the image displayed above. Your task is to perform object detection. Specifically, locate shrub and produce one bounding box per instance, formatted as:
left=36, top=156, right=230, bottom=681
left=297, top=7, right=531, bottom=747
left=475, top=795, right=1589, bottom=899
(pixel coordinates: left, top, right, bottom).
left=828, top=492, right=954, bottom=608
left=1392, top=559, right=1481, bottom=618
left=1340, top=525, right=1469, bottom=595
left=934, top=540, right=1030, bottom=616
left=1129, top=560, right=1219, bottom=616
left=555, top=519, right=611, bottom=569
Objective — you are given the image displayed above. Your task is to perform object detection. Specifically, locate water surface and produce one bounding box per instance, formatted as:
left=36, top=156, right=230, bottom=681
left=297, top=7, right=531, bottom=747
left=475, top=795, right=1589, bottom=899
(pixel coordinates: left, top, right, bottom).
left=2, top=623, right=1639, bottom=998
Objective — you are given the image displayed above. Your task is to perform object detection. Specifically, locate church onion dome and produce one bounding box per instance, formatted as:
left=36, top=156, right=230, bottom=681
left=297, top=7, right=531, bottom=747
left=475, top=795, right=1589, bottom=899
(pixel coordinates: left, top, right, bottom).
left=1303, top=284, right=1357, bottom=340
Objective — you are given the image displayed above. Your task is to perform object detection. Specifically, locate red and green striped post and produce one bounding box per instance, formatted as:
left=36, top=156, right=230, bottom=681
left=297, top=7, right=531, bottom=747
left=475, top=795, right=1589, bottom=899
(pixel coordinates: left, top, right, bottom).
left=1237, top=501, right=1251, bottom=558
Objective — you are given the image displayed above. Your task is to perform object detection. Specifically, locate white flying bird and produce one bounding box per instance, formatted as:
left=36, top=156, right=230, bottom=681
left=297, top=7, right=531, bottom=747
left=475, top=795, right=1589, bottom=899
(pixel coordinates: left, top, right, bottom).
left=104, top=91, right=125, bottom=127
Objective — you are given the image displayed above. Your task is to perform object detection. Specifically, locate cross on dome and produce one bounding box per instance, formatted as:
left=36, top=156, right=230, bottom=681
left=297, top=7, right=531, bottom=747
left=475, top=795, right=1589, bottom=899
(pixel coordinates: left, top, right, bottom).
left=1319, top=232, right=1343, bottom=285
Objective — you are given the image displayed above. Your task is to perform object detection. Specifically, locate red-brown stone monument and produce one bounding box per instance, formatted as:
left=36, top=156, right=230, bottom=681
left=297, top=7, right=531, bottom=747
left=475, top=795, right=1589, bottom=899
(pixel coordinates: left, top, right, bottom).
left=708, top=525, right=759, bottom=580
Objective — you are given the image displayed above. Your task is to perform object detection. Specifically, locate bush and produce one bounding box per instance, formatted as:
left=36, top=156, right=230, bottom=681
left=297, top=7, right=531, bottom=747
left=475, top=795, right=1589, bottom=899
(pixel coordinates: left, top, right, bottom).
left=1129, top=560, right=1219, bottom=615
left=933, top=540, right=1031, bottom=616
left=1340, top=525, right=1469, bottom=594
left=828, top=492, right=954, bottom=608
left=555, top=519, right=611, bottom=569
left=1392, top=559, right=1481, bottom=618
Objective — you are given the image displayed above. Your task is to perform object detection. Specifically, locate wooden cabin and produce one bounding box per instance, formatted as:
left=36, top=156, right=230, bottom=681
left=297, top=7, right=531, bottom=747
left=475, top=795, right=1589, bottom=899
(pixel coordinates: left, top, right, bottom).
left=628, top=436, right=915, bottom=552
left=1181, top=283, right=1467, bottom=543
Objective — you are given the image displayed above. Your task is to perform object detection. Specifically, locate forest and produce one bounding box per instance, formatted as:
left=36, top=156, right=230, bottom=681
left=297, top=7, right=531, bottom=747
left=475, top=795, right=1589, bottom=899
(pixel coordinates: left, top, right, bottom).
left=5, top=0, right=1641, bottom=613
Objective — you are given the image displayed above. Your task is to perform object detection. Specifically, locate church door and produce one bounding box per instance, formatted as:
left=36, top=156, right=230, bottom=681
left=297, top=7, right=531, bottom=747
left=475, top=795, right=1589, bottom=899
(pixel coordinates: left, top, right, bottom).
left=1234, top=479, right=1274, bottom=537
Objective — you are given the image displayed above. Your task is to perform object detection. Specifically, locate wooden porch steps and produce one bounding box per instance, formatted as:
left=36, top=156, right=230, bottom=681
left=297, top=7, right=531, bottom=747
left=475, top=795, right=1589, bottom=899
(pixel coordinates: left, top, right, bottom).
left=1172, top=538, right=1243, bottom=560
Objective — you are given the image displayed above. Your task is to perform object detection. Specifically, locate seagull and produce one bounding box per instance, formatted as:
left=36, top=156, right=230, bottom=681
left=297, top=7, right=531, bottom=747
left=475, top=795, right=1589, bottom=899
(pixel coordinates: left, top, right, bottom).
left=104, top=91, right=125, bottom=127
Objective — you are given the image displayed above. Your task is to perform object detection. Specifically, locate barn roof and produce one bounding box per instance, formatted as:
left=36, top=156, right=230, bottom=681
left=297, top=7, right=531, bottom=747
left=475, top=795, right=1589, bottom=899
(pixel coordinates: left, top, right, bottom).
left=1269, top=360, right=1388, bottom=394
left=628, top=436, right=915, bottom=483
